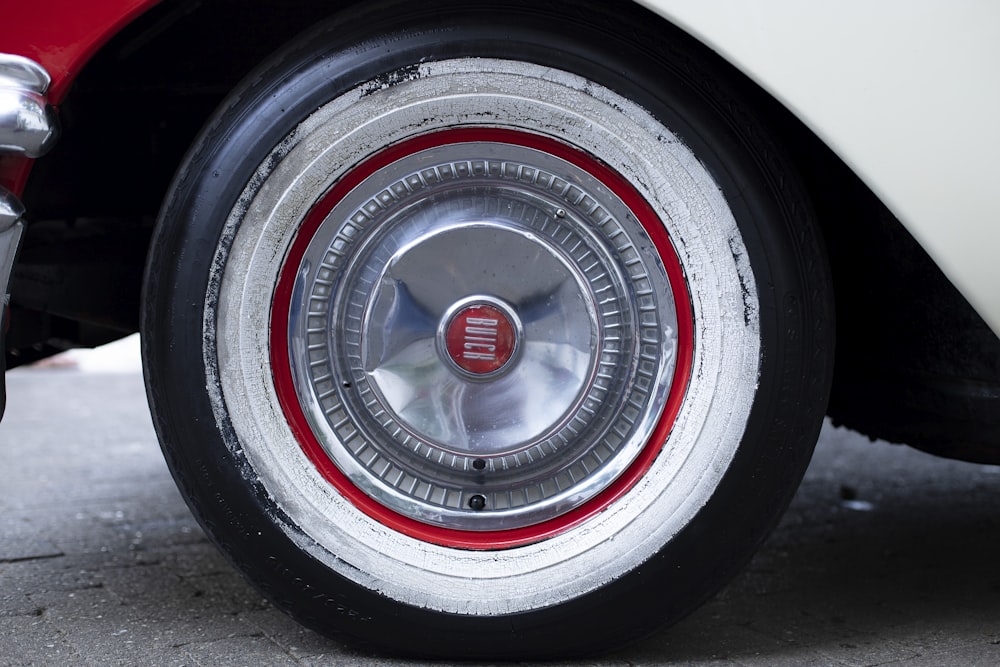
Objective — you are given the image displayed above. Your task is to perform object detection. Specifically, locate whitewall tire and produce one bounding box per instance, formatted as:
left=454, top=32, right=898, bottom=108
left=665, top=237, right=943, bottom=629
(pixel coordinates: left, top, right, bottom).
left=142, top=1, right=833, bottom=658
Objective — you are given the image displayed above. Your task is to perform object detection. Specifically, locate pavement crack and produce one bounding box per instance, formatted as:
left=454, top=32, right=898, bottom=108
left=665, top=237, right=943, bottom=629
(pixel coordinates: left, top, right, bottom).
left=0, top=551, right=65, bottom=564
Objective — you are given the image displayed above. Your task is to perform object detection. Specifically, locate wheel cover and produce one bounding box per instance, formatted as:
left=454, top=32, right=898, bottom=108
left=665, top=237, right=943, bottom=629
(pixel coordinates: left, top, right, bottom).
left=272, top=129, right=692, bottom=544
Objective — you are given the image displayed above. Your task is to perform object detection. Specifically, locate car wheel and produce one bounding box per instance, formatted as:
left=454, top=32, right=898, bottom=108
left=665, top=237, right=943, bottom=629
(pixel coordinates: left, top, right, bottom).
left=142, top=1, right=833, bottom=658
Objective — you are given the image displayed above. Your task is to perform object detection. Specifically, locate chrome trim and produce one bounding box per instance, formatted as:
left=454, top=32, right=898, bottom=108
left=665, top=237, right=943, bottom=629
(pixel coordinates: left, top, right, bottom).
left=0, top=54, right=58, bottom=158
left=0, top=203, right=21, bottom=418
left=0, top=221, right=23, bottom=307
left=0, top=185, right=25, bottom=231
left=1, top=186, right=25, bottom=306
left=0, top=54, right=54, bottom=419
left=0, top=54, right=51, bottom=94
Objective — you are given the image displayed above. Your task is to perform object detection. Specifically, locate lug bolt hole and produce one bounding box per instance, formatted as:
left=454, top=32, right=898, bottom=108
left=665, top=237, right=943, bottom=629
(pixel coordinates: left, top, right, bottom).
left=468, top=495, right=487, bottom=511
left=472, top=459, right=486, bottom=471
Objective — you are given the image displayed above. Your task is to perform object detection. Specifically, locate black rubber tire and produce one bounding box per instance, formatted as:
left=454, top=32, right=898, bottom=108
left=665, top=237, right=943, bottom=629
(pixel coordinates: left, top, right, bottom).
left=142, top=0, right=833, bottom=658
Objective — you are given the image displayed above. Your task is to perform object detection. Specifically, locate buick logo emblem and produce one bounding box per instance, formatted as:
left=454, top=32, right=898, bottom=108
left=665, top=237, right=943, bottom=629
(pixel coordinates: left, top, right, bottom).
left=441, top=299, right=520, bottom=378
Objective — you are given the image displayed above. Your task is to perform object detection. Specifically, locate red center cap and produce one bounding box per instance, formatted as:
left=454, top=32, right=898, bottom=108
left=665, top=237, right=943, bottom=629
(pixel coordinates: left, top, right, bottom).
left=444, top=303, right=517, bottom=376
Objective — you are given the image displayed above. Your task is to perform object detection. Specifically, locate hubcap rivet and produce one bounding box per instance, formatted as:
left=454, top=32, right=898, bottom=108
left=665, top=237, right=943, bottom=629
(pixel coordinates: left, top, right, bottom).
left=469, top=495, right=487, bottom=511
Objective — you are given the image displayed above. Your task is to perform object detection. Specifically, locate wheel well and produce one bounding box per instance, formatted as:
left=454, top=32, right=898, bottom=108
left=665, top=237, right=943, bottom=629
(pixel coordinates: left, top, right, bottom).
left=775, top=112, right=1000, bottom=462
left=10, top=0, right=999, bottom=459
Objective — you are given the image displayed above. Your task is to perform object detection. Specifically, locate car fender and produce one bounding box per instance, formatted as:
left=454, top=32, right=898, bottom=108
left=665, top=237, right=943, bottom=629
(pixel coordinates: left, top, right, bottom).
left=639, top=0, right=1000, bottom=335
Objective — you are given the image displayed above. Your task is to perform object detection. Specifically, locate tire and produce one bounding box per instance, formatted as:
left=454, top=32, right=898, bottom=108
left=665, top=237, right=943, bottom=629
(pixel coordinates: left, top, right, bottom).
left=142, top=1, right=833, bottom=658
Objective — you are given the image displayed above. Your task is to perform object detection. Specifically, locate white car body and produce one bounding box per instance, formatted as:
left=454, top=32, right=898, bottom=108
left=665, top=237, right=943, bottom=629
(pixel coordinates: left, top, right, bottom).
left=641, top=0, right=1000, bottom=335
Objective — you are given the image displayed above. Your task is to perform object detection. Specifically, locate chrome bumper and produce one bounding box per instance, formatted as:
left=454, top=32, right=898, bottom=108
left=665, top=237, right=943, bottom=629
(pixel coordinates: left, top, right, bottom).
left=0, top=54, right=57, bottom=157
left=1, top=53, right=58, bottom=414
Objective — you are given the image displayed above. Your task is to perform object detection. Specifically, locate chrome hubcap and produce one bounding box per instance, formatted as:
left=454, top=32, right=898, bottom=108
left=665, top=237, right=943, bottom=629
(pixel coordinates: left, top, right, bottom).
left=283, top=131, right=681, bottom=532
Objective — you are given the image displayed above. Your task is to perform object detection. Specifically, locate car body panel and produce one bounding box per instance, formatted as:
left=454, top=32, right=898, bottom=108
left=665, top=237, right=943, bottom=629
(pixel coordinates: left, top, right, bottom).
left=1, top=0, right=160, bottom=103
left=638, top=0, right=1000, bottom=336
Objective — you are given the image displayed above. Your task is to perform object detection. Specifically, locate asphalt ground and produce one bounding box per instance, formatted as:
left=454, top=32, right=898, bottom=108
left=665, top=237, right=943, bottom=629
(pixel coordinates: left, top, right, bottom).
left=2, top=365, right=1000, bottom=665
